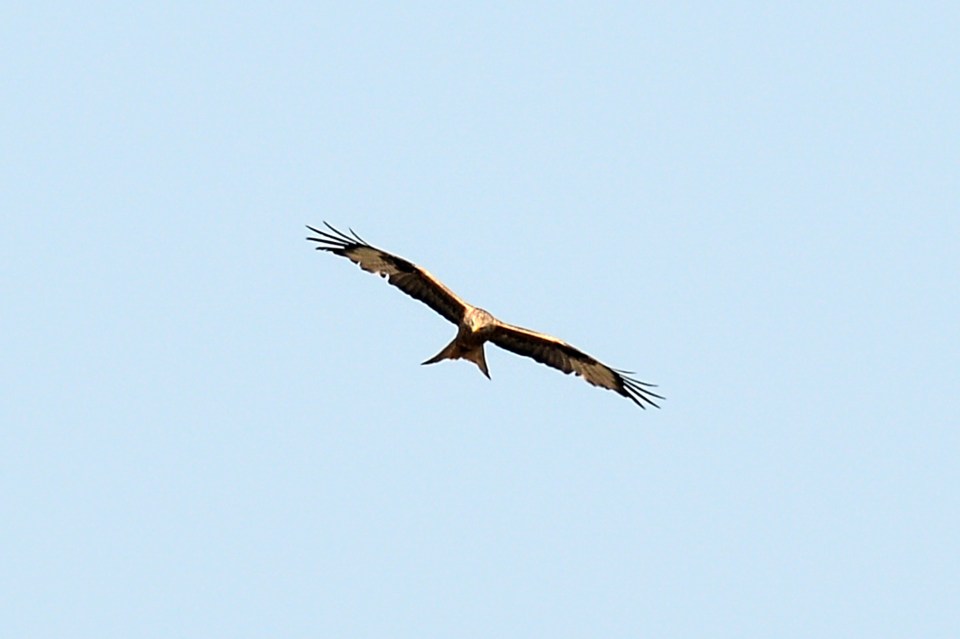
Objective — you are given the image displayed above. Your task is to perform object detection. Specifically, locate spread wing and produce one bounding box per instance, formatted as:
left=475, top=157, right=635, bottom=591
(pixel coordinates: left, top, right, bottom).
left=488, top=322, right=663, bottom=409
left=306, top=222, right=469, bottom=325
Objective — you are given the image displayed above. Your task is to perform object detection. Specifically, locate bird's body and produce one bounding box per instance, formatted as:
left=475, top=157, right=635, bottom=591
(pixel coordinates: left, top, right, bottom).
left=422, top=306, right=498, bottom=378
left=307, top=223, right=663, bottom=409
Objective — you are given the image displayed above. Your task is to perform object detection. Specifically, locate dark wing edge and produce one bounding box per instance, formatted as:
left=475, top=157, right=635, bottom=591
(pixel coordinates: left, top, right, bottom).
left=306, top=222, right=468, bottom=325
left=488, top=323, right=664, bottom=409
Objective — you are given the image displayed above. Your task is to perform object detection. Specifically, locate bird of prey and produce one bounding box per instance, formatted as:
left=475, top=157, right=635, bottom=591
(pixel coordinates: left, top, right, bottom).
left=307, top=223, right=663, bottom=408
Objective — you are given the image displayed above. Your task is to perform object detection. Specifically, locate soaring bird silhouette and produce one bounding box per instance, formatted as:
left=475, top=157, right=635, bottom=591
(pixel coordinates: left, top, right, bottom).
left=307, top=223, right=662, bottom=408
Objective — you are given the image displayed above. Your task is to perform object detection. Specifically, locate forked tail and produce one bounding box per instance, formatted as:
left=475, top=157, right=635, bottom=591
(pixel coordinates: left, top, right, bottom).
left=421, top=338, right=490, bottom=379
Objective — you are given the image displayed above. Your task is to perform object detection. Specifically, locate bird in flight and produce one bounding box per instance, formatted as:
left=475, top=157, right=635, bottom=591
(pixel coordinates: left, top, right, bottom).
left=307, top=223, right=663, bottom=408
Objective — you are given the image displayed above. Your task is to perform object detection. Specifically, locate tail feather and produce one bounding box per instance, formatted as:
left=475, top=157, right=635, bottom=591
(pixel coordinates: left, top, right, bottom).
left=463, top=346, right=490, bottom=379
left=421, top=338, right=460, bottom=366
left=421, top=338, right=491, bottom=379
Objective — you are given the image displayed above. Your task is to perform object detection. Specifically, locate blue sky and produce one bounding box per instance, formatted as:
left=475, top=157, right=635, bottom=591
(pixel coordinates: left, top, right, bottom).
left=3, top=2, right=958, bottom=637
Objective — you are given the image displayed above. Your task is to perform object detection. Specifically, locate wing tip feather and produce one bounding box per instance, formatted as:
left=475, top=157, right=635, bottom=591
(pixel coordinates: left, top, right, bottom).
left=619, top=372, right=664, bottom=409
left=306, top=221, right=374, bottom=253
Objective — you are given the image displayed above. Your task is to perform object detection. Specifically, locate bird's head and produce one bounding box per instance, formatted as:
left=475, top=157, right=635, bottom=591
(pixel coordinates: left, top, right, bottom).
left=466, top=307, right=494, bottom=332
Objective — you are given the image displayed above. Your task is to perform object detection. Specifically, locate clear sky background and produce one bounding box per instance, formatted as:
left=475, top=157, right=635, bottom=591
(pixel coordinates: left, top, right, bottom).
left=3, top=2, right=958, bottom=637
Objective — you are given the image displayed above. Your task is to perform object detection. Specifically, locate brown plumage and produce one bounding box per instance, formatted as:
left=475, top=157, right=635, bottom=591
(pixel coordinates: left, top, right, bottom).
left=307, top=223, right=663, bottom=409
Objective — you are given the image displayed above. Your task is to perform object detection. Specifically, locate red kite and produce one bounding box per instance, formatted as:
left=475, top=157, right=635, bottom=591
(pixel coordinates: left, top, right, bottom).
left=307, top=223, right=662, bottom=408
